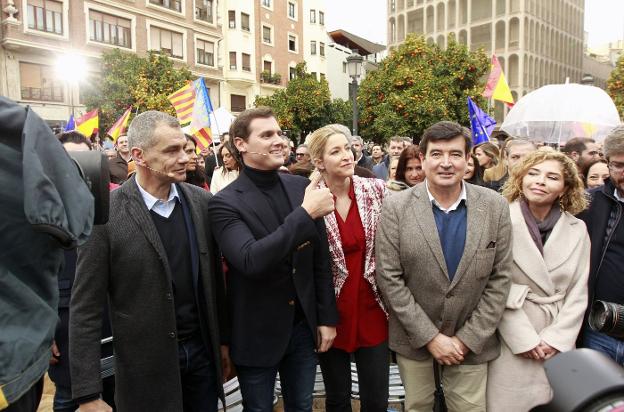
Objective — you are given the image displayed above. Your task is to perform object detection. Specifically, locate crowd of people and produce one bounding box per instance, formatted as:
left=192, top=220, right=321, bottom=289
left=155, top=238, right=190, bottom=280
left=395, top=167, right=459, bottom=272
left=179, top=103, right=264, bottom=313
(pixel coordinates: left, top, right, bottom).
left=22, top=106, right=624, bottom=412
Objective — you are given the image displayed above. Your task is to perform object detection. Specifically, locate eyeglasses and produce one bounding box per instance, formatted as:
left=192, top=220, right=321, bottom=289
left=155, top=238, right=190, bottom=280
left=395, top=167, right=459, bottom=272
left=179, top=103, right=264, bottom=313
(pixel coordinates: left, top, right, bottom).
left=296, top=153, right=306, bottom=157
left=608, top=161, right=624, bottom=173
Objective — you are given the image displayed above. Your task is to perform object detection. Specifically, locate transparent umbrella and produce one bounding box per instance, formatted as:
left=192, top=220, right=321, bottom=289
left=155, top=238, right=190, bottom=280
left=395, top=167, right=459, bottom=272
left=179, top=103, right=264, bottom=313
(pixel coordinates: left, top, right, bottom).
left=501, top=83, right=622, bottom=145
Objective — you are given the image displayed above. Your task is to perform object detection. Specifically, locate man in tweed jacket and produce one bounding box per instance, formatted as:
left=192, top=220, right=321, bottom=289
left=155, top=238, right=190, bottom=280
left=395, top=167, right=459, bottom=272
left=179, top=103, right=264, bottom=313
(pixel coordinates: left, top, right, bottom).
left=375, top=121, right=512, bottom=412
left=69, top=111, right=228, bottom=412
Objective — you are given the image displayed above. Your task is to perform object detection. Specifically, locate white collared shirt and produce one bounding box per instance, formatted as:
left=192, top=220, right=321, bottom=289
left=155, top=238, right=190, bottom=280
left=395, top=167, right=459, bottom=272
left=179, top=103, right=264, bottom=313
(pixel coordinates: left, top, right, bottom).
left=425, top=179, right=467, bottom=214
left=615, top=188, right=624, bottom=203
left=136, top=180, right=180, bottom=218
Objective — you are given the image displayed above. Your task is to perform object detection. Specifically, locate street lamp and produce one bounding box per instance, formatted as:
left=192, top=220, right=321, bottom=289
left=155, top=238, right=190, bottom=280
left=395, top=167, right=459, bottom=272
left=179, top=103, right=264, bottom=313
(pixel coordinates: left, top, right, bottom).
left=55, top=53, right=87, bottom=117
left=346, top=50, right=363, bottom=136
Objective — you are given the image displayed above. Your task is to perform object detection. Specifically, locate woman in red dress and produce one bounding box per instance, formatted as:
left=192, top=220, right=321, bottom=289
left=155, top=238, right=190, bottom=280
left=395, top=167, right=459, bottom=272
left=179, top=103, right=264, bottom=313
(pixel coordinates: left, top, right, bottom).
left=307, top=125, right=389, bottom=412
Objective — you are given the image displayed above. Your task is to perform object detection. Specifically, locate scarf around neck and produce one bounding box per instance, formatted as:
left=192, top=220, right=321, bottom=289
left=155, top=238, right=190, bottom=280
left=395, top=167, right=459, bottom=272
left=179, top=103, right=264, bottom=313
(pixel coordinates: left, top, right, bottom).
left=519, top=198, right=561, bottom=255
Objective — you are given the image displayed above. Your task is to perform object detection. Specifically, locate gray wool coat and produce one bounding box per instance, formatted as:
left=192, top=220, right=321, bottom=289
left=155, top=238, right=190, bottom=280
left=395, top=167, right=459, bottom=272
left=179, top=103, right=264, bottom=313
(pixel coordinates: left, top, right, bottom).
left=69, top=178, right=227, bottom=411
left=375, top=182, right=513, bottom=364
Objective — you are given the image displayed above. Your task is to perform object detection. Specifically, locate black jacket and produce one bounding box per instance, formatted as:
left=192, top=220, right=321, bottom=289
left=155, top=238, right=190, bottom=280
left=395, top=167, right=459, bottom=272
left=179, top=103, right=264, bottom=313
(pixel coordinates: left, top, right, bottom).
left=357, top=154, right=374, bottom=171
left=207, top=172, right=338, bottom=367
left=578, top=179, right=624, bottom=337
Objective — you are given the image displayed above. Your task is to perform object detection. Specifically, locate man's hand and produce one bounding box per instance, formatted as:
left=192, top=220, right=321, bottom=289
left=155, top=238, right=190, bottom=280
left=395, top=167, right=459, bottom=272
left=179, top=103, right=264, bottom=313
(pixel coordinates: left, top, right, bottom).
left=78, top=399, right=112, bottom=412
left=302, top=172, right=334, bottom=219
left=426, top=333, right=464, bottom=365
left=220, top=345, right=231, bottom=383
left=316, top=326, right=337, bottom=353
left=49, top=340, right=60, bottom=366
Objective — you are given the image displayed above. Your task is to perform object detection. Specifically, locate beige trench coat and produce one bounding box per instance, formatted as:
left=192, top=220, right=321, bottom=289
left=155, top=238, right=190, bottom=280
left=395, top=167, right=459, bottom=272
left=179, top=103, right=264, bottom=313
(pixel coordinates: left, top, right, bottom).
left=487, top=201, right=590, bottom=412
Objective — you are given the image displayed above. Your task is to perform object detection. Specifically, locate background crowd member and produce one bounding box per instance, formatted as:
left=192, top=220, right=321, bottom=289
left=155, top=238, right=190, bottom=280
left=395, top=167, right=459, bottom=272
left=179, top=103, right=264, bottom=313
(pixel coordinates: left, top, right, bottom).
left=108, top=135, right=132, bottom=184
left=351, top=135, right=374, bottom=171
left=204, top=133, right=229, bottom=185
left=582, top=159, right=610, bottom=189
left=207, top=107, right=338, bottom=412
left=307, top=125, right=390, bottom=412
left=289, top=144, right=314, bottom=177
left=373, top=137, right=405, bottom=181
left=561, top=137, right=601, bottom=170
left=184, top=135, right=209, bottom=190
left=579, top=126, right=624, bottom=365
left=394, top=145, right=425, bottom=188
left=488, top=151, right=590, bottom=411
left=50, top=132, right=116, bottom=412
left=376, top=121, right=512, bottom=412
left=476, top=142, right=508, bottom=191
left=281, top=135, right=295, bottom=167
left=464, top=153, right=485, bottom=186
left=473, top=141, right=499, bottom=170
left=371, top=144, right=384, bottom=165
left=505, top=139, right=537, bottom=173
left=70, top=111, right=228, bottom=412
left=210, top=141, right=240, bottom=194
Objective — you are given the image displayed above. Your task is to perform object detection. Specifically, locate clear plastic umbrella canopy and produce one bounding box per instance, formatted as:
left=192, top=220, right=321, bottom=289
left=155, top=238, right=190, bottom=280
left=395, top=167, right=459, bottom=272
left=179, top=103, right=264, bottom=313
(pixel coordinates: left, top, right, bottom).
left=501, top=83, right=622, bottom=144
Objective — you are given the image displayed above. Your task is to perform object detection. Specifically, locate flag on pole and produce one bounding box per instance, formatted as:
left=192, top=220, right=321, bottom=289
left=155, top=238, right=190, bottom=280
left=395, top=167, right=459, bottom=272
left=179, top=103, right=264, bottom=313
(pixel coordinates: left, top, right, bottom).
left=168, top=82, right=195, bottom=125
left=107, top=107, right=132, bottom=142
left=64, top=114, right=75, bottom=132
left=76, top=109, right=99, bottom=138
left=483, top=55, right=514, bottom=108
left=468, top=97, right=496, bottom=146
left=189, top=78, right=213, bottom=151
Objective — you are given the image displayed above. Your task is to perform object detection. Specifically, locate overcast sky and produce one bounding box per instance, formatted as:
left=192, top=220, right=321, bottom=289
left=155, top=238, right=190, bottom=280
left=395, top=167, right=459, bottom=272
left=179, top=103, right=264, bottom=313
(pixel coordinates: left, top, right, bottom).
left=325, top=0, right=624, bottom=48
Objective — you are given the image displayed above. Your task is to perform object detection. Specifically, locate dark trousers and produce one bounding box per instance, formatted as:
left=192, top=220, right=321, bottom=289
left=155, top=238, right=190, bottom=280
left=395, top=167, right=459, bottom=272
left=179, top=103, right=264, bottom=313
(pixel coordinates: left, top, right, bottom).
left=178, top=335, right=218, bottom=412
left=583, top=327, right=624, bottom=365
left=4, top=377, right=44, bottom=412
left=318, top=341, right=389, bottom=412
left=236, top=321, right=318, bottom=412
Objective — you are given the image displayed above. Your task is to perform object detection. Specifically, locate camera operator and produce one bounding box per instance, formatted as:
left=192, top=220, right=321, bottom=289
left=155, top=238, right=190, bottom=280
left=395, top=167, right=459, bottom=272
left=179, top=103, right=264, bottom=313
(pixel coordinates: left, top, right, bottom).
left=0, top=97, right=94, bottom=411
left=579, top=125, right=624, bottom=363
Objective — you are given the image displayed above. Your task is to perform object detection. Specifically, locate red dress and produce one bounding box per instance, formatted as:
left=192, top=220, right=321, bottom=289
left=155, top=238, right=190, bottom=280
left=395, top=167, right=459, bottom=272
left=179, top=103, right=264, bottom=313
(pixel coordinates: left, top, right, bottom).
left=332, top=183, right=388, bottom=353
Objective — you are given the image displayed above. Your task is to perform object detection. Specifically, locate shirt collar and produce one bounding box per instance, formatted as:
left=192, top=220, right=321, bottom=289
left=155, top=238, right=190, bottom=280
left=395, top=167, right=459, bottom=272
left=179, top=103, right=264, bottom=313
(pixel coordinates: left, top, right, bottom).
left=425, top=179, right=467, bottom=213
left=135, top=179, right=179, bottom=211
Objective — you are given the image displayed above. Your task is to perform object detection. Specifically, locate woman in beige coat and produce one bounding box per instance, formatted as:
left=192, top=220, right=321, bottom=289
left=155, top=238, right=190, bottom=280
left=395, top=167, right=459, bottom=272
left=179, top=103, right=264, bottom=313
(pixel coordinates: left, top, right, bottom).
left=487, top=151, right=590, bottom=411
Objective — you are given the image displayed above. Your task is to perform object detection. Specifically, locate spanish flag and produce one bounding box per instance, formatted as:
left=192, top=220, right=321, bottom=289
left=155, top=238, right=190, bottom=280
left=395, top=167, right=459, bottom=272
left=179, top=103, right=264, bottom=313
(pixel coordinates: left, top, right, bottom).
left=168, top=82, right=195, bottom=125
left=483, top=55, right=514, bottom=108
left=107, top=107, right=132, bottom=142
left=76, top=109, right=99, bottom=138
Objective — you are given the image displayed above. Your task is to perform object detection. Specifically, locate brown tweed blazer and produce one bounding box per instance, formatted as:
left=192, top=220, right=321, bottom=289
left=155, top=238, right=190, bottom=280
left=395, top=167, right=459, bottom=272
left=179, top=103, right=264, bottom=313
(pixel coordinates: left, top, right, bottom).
left=375, top=182, right=513, bottom=364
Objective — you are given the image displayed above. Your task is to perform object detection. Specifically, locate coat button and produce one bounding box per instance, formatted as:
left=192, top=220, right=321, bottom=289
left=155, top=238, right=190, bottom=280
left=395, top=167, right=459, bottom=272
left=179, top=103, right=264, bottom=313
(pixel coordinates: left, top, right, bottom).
left=288, top=300, right=295, bottom=306
left=169, top=332, right=176, bottom=339
left=292, top=268, right=297, bottom=275
left=446, top=292, right=453, bottom=298
left=165, top=293, right=173, bottom=300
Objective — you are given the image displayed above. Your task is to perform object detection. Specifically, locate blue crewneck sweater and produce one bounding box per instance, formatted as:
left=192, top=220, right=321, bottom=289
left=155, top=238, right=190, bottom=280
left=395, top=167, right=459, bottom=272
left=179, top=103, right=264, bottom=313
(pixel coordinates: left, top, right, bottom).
left=432, top=202, right=467, bottom=281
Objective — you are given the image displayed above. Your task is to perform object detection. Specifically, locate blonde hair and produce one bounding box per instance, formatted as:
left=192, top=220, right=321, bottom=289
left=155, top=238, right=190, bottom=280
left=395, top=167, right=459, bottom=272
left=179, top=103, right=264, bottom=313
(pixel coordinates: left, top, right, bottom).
left=474, top=141, right=507, bottom=182
left=501, top=150, right=588, bottom=215
left=306, top=125, right=350, bottom=164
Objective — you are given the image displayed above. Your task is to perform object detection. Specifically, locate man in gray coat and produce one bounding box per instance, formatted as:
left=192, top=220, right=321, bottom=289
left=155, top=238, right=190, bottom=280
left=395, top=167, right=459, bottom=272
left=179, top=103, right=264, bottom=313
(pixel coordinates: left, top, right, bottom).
left=375, top=121, right=512, bottom=412
left=70, top=111, right=228, bottom=412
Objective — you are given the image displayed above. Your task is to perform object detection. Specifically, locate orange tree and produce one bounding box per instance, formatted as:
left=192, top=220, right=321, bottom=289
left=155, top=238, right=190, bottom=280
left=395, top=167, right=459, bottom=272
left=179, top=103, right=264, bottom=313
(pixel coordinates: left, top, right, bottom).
left=358, top=34, right=489, bottom=144
left=255, top=63, right=351, bottom=142
left=607, top=54, right=624, bottom=119
left=82, top=49, right=193, bottom=134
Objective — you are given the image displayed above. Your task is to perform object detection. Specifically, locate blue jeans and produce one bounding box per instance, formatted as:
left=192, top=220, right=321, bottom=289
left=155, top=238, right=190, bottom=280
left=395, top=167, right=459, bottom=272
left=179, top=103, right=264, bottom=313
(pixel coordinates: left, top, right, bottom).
left=236, top=321, right=318, bottom=412
left=583, top=327, right=624, bottom=365
left=178, top=335, right=218, bottom=412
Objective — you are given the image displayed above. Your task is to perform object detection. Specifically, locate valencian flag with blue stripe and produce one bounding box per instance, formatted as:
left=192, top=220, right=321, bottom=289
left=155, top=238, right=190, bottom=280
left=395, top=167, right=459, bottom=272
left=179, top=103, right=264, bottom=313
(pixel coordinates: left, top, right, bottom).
left=189, top=78, right=213, bottom=151
left=467, top=97, right=496, bottom=146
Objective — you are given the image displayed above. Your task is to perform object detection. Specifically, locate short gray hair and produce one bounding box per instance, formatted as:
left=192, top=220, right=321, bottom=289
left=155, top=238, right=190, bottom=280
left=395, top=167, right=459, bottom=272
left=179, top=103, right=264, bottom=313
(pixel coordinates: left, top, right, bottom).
left=127, top=110, right=180, bottom=150
left=297, top=143, right=308, bottom=150
left=505, top=138, right=536, bottom=155
left=604, top=125, right=624, bottom=160
left=351, top=135, right=364, bottom=145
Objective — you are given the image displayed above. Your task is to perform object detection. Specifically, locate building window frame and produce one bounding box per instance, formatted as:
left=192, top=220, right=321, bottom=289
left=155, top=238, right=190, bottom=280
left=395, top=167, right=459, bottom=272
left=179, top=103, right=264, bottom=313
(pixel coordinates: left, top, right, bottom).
left=319, top=10, right=324, bottom=25
left=193, top=0, right=215, bottom=26
left=194, top=35, right=216, bottom=68
left=262, top=24, right=274, bottom=45
left=261, top=0, right=272, bottom=11
left=310, top=9, right=316, bottom=23
left=287, top=32, right=298, bottom=53
left=19, top=61, right=64, bottom=102
left=242, top=53, right=251, bottom=71
left=228, top=10, right=236, bottom=28
left=229, top=51, right=237, bottom=70
left=23, top=0, right=69, bottom=40
left=287, top=0, right=297, bottom=20
left=310, top=40, right=317, bottom=55
left=241, top=12, right=250, bottom=31
left=146, top=20, right=187, bottom=62
left=230, top=93, right=246, bottom=112
left=84, top=3, right=136, bottom=52
left=145, top=0, right=185, bottom=18
left=319, top=41, right=325, bottom=57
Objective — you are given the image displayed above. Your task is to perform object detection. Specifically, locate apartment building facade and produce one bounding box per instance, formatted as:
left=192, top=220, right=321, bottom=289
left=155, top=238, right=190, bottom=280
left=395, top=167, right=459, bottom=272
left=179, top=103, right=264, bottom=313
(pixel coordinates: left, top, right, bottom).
left=387, top=0, right=585, bottom=121
left=0, top=0, right=325, bottom=123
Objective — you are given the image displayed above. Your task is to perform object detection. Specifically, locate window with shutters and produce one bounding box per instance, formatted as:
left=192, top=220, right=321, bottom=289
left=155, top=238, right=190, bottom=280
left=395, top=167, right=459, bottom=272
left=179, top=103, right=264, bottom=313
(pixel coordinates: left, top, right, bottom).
left=27, top=0, right=63, bottom=34
left=310, top=40, right=317, bottom=55
left=262, top=25, right=272, bottom=44
left=242, top=53, right=251, bottom=71
left=319, top=11, right=324, bottom=25
left=263, top=60, right=272, bottom=73
left=150, top=26, right=184, bottom=59
left=241, top=13, right=250, bottom=31
left=195, top=0, right=213, bottom=23
left=89, top=10, right=131, bottom=48
left=229, top=52, right=237, bottom=70
left=20, top=62, right=63, bottom=102
left=228, top=10, right=236, bottom=28
left=196, top=39, right=214, bottom=66
left=310, top=9, right=316, bottom=23
left=231, top=94, right=246, bottom=112
left=319, top=42, right=325, bottom=56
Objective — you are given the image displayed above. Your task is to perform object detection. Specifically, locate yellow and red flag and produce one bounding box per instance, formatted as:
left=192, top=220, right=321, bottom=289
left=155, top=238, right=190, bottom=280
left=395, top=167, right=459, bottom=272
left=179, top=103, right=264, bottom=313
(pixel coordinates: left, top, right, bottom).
left=76, top=109, right=99, bottom=138
left=106, top=107, right=132, bottom=142
left=483, top=55, right=514, bottom=108
left=168, top=82, right=195, bottom=125
left=189, top=78, right=213, bottom=151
